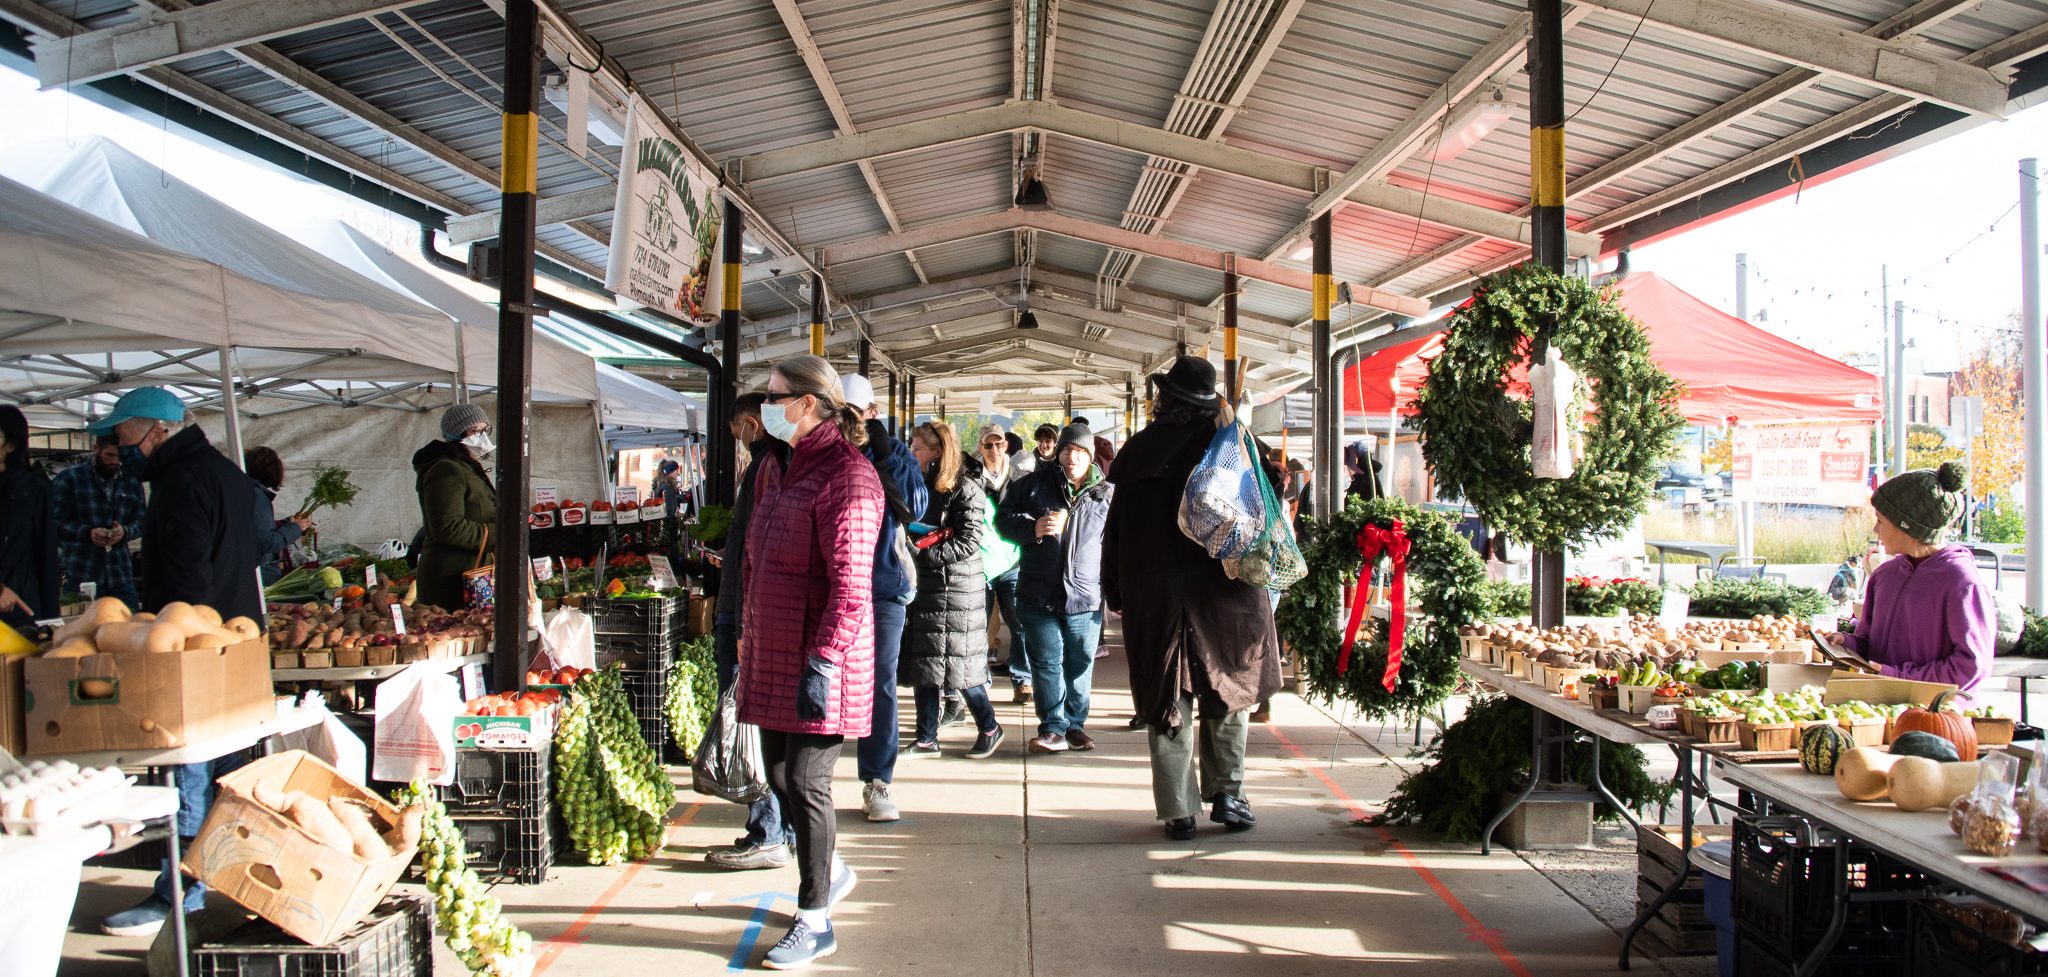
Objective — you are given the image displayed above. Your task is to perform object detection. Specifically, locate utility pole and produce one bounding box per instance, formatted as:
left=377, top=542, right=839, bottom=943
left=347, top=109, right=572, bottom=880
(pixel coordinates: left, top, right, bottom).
left=1734, top=254, right=1755, bottom=565
left=1893, top=300, right=1908, bottom=478
left=2022, top=158, right=2045, bottom=611
left=1528, top=0, right=1566, bottom=629
left=1879, top=264, right=1890, bottom=474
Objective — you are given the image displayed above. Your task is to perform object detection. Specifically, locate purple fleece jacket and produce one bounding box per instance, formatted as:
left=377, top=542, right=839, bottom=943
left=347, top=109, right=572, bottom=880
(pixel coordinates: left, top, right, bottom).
left=1842, top=544, right=1995, bottom=690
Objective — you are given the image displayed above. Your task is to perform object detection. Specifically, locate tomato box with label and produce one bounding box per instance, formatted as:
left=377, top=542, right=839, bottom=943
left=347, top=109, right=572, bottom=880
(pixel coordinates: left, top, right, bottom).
left=453, top=707, right=554, bottom=749
left=24, top=637, right=273, bottom=755
left=183, top=751, right=419, bottom=946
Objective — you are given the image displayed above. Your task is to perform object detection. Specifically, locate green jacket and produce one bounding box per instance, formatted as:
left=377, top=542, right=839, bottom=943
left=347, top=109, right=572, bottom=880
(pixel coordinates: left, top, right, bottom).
left=414, top=445, right=496, bottom=609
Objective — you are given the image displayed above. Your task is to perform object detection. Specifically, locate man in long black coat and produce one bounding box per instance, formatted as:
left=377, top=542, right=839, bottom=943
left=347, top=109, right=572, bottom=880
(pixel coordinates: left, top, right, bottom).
left=1103, top=357, right=1282, bottom=841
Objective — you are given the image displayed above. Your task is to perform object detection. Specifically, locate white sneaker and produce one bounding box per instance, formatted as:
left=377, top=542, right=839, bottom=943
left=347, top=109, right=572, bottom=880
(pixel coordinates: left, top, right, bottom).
left=862, top=780, right=900, bottom=822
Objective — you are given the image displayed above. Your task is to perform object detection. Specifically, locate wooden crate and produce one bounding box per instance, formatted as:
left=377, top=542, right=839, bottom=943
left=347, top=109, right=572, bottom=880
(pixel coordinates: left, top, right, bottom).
left=1640, top=912, right=1719, bottom=956
left=1637, top=822, right=1735, bottom=883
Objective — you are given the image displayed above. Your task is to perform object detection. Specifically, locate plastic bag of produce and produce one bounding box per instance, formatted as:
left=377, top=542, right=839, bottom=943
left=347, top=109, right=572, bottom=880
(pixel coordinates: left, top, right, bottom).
left=1529, top=348, right=1580, bottom=480
left=691, top=686, right=769, bottom=804
left=536, top=606, right=597, bottom=672
left=372, top=663, right=461, bottom=786
left=268, top=694, right=368, bottom=784
left=1178, top=420, right=1265, bottom=560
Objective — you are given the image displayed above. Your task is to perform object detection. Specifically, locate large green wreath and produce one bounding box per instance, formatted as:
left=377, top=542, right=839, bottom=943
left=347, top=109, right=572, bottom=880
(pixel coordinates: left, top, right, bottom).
left=1411, top=265, right=1685, bottom=552
left=1277, top=495, right=1490, bottom=720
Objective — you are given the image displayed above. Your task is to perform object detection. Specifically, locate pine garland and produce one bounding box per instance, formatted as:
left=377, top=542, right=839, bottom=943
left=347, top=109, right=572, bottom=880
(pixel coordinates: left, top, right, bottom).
left=1411, top=265, right=1685, bottom=552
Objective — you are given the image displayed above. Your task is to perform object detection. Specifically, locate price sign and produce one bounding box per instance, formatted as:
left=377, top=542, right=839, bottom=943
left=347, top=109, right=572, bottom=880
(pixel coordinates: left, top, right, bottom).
left=648, top=555, right=679, bottom=591
left=391, top=604, right=408, bottom=636
left=532, top=557, right=555, bottom=582
left=332, top=594, right=343, bottom=611
left=460, top=662, right=485, bottom=700
left=534, top=486, right=559, bottom=506
left=365, top=563, right=378, bottom=588
left=613, top=486, right=640, bottom=506
left=1659, top=588, right=1691, bottom=632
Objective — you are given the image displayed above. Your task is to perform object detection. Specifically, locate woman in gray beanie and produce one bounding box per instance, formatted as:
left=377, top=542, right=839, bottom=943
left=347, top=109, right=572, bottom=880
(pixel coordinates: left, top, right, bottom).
left=412, top=402, right=497, bottom=609
left=1820, top=461, right=1996, bottom=690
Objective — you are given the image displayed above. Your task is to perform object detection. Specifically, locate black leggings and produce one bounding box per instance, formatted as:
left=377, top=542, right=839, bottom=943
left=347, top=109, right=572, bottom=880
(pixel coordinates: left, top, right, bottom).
left=760, top=729, right=845, bottom=910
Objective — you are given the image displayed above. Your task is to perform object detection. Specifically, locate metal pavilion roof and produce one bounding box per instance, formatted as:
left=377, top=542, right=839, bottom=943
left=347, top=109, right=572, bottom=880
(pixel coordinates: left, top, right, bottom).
left=2, top=0, right=2045, bottom=412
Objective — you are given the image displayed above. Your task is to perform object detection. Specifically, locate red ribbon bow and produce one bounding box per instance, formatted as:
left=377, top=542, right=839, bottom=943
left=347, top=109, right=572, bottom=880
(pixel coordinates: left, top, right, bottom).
left=1337, top=520, right=1411, bottom=693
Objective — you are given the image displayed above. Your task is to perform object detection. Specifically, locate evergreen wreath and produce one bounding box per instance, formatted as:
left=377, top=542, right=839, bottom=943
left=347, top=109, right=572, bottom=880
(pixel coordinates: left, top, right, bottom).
left=1277, top=494, right=1490, bottom=720
left=1410, top=264, right=1684, bottom=552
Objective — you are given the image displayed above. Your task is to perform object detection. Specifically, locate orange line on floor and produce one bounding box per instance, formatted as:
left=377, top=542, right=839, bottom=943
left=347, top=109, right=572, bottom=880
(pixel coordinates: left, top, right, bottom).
left=1265, top=725, right=1534, bottom=977
left=532, top=801, right=704, bottom=976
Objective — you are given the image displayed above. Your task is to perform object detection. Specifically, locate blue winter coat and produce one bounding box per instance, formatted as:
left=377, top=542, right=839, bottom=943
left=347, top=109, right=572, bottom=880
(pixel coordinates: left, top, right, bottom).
left=861, top=419, right=928, bottom=602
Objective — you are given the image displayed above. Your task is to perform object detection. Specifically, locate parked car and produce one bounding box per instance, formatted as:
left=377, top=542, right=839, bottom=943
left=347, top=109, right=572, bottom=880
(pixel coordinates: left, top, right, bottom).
left=1655, top=466, right=1709, bottom=492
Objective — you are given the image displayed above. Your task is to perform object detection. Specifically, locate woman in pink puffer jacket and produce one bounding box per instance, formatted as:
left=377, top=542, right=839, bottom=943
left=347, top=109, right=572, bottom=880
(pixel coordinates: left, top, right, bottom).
left=737, top=354, right=883, bottom=969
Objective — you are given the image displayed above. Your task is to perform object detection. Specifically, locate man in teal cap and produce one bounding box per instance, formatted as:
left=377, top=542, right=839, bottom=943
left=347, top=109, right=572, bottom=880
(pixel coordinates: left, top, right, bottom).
left=94, top=386, right=262, bottom=938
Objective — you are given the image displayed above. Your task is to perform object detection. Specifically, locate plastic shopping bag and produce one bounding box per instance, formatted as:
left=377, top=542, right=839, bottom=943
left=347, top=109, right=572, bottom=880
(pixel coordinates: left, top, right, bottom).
left=268, top=693, right=368, bottom=785
left=535, top=606, right=598, bottom=673
left=691, top=686, right=770, bottom=804
left=1225, top=428, right=1308, bottom=591
left=372, top=662, right=462, bottom=787
left=1530, top=349, right=1581, bottom=480
left=1179, top=420, right=1267, bottom=560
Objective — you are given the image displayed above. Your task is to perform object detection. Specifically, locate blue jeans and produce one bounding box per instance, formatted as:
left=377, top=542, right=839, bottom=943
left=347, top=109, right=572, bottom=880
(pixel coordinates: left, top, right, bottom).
left=913, top=684, right=997, bottom=744
left=1015, top=606, right=1102, bottom=737
left=715, top=609, right=793, bottom=847
left=152, top=754, right=250, bottom=910
left=989, top=568, right=1029, bottom=687
left=857, top=598, right=910, bottom=784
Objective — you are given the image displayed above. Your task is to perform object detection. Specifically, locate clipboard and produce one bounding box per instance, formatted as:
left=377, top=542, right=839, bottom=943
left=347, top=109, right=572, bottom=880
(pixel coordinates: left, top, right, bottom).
left=1812, top=631, right=1881, bottom=674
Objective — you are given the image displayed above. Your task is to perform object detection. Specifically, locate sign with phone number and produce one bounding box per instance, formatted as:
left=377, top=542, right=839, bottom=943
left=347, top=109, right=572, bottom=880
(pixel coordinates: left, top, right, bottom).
left=1730, top=423, right=1872, bottom=507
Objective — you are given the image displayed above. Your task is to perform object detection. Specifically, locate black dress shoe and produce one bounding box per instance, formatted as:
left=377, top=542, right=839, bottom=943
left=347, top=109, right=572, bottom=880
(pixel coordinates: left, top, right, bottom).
left=1210, top=794, right=1256, bottom=831
left=1164, top=816, right=1197, bottom=841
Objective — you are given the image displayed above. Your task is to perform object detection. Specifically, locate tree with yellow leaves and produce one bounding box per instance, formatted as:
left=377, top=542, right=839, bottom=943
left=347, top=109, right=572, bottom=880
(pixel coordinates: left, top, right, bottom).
left=1952, top=332, right=2022, bottom=499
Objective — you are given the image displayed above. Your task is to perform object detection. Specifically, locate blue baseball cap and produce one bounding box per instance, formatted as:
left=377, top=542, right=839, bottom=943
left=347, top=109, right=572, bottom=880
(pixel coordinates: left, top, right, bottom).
left=88, top=387, right=185, bottom=436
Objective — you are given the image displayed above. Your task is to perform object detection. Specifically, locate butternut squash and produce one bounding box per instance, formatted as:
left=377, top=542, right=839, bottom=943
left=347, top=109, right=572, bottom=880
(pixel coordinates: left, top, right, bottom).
left=183, top=630, right=232, bottom=651
left=192, top=604, right=223, bottom=628
left=1836, top=747, right=1904, bottom=801
left=222, top=616, right=261, bottom=641
left=51, top=597, right=130, bottom=646
left=44, top=637, right=97, bottom=659
left=155, top=602, right=210, bottom=636
left=1888, top=757, right=1980, bottom=812
left=95, top=621, right=186, bottom=655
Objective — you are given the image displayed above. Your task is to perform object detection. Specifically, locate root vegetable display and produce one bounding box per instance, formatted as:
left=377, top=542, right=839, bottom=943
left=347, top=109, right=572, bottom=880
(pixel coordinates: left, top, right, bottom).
left=393, top=783, right=533, bottom=977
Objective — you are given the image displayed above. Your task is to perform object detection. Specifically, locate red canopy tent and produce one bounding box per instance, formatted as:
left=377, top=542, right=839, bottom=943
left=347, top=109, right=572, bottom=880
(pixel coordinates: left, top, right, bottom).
left=1341, top=272, right=1881, bottom=425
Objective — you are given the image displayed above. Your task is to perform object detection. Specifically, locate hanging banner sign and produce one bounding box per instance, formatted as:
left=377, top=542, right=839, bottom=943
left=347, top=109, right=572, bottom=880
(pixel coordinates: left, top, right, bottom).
left=605, top=95, right=724, bottom=324
left=1730, top=423, right=1872, bottom=507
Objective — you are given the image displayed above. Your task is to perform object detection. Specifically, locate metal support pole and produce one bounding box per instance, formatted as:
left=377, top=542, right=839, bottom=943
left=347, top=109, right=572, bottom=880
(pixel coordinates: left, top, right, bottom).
left=809, top=271, right=826, bottom=357
left=493, top=0, right=539, bottom=692
left=887, top=371, right=898, bottom=438
left=858, top=336, right=872, bottom=378
left=1224, top=256, right=1240, bottom=407
left=2024, top=158, right=2046, bottom=612
left=1311, top=211, right=1334, bottom=519
left=1893, top=300, right=1908, bottom=478
left=715, top=200, right=742, bottom=506
left=907, top=374, right=918, bottom=429
left=216, top=346, right=244, bottom=467
left=1734, top=254, right=1756, bottom=563
left=1529, top=0, right=1567, bottom=629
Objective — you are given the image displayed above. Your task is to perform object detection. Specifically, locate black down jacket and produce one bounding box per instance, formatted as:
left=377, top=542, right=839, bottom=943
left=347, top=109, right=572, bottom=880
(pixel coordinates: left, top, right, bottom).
left=903, top=472, right=990, bottom=690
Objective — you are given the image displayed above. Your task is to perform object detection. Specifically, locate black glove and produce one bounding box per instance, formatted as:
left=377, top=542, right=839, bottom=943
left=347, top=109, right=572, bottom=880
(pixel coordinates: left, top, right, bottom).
left=797, top=656, right=837, bottom=721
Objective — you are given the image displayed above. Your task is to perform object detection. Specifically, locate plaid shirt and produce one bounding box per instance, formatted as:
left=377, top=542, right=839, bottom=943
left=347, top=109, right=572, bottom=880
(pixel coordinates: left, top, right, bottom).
left=51, top=461, right=145, bottom=595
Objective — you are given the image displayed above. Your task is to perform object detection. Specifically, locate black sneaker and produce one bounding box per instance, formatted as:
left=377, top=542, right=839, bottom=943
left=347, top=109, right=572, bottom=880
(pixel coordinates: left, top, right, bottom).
left=967, top=726, right=1005, bottom=759
left=1164, top=816, right=1197, bottom=841
left=903, top=740, right=940, bottom=758
left=1210, top=794, right=1257, bottom=831
left=940, top=699, right=968, bottom=727
left=705, top=841, right=793, bottom=871
left=763, top=921, right=836, bottom=970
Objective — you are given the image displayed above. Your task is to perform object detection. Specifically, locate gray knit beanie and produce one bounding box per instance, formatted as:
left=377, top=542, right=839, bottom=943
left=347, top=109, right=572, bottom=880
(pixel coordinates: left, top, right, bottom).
left=440, top=402, right=489, bottom=441
left=1871, top=461, right=1968, bottom=543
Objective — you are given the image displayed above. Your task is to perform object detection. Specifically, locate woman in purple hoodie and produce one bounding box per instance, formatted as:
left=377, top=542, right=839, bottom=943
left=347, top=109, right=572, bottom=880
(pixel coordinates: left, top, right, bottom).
left=1823, top=462, right=1994, bottom=690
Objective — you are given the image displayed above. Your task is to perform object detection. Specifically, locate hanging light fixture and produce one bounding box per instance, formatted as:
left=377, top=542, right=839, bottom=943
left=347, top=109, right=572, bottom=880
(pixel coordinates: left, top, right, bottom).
left=1017, top=308, right=1040, bottom=330
left=1015, top=161, right=1053, bottom=211
left=1015, top=232, right=1039, bottom=328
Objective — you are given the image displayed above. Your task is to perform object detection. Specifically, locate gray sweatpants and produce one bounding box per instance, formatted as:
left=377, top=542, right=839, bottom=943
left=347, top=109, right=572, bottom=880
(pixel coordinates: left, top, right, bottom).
left=1146, top=693, right=1249, bottom=821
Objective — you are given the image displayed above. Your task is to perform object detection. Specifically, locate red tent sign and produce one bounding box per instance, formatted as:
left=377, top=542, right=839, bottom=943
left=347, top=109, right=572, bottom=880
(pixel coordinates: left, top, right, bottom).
left=1730, top=424, right=1872, bottom=507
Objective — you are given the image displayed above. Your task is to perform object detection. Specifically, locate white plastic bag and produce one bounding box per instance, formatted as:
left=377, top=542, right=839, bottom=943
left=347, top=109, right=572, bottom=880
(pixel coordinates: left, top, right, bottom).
left=535, top=606, right=597, bottom=673
left=1179, top=421, right=1266, bottom=560
left=372, top=663, right=462, bottom=786
left=1530, top=349, right=1580, bottom=480
left=269, top=693, right=368, bottom=785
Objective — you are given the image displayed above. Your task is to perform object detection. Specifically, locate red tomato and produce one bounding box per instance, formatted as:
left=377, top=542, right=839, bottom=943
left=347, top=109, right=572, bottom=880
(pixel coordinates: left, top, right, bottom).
left=555, top=667, right=578, bottom=685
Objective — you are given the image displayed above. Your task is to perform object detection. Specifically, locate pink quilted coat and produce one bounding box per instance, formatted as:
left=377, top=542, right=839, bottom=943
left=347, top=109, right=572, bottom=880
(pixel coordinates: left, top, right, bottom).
left=737, top=421, right=884, bottom=737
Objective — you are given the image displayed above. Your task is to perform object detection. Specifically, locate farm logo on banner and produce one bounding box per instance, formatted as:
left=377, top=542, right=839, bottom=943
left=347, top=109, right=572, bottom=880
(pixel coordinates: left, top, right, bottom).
left=606, top=95, right=723, bottom=324
left=1730, top=423, right=1872, bottom=507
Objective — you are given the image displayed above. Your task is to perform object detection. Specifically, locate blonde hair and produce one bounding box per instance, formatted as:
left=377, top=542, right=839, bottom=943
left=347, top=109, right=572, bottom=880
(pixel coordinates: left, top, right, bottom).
left=771, top=354, right=867, bottom=446
left=915, top=421, right=962, bottom=494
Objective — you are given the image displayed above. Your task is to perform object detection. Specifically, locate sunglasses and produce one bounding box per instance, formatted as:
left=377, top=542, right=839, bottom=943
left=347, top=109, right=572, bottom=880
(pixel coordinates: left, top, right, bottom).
left=981, top=439, right=1004, bottom=447
left=763, top=392, right=809, bottom=404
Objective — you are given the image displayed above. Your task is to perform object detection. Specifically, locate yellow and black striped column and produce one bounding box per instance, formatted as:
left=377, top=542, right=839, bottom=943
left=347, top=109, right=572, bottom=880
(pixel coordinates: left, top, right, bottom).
left=491, top=0, right=540, bottom=692
left=1223, top=256, right=1240, bottom=408
left=714, top=199, right=742, bottom=507
left=1310, top=211, right=1334, bottom=518
left=1529, top=0, right=1567, bottom=628
left=809, top=271, right=826, bottom=357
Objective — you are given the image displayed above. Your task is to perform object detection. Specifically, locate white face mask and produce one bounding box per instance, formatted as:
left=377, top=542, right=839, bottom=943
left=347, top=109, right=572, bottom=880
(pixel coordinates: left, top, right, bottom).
left=462, top=431, right=496, bottom=456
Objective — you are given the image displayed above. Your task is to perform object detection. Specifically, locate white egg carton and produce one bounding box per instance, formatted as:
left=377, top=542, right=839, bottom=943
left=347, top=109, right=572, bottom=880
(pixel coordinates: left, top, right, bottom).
left=0, top=758, right=139, bottom=835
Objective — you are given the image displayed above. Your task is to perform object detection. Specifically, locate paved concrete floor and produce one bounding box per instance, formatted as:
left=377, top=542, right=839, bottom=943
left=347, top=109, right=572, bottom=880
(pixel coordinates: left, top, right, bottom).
left=59, top=627, right=1717, bottom=976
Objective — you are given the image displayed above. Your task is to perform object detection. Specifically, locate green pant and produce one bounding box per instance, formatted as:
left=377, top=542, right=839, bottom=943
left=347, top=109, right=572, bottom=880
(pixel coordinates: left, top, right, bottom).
left=1146, top=693, right=1249, bottom=821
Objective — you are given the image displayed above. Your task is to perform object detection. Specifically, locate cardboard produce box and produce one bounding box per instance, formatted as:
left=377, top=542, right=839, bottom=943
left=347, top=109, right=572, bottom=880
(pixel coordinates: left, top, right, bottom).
left=0, top=653, right=23, bottom=755
left=1825, top=675, right=1957, bottom=706
left=24, top=638, right=272, bottom=755
left=183, top=750, right=417, bottom=946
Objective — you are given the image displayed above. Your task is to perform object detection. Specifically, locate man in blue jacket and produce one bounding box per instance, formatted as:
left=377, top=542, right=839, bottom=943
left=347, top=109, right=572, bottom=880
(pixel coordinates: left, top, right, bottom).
left=842, top=375, right=927, bottom=822
left=997, top=422, right=1114, bottom=755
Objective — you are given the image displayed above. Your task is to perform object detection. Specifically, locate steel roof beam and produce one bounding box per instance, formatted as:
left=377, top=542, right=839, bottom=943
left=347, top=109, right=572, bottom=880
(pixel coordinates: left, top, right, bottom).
left=1570, top=0, right=2008, bottom=118
left=895, top=329, right=1143, bottom=365
left=731, top=100, right=1605, bottom=257
left=31, top=0, right=428, bottom=88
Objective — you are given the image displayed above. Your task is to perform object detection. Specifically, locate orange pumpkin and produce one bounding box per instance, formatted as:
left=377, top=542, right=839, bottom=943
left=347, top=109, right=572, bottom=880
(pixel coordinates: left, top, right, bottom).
left=1893, top=690, right=1979, bottom=761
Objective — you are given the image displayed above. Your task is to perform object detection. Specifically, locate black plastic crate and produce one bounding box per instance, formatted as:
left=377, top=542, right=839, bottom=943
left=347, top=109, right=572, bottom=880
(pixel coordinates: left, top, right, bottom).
left=1734, top=934, right=1905, bottom=977
left=436, top=744, right=549, bottom=813
left=591, top=595, right=682, bottom=635
left=1912, top=899, right=2048, bottom=977
left=1732, top=815, right=1932, bottom=961
left=415, top=810, right=555, bottom=885
left=190, top=893, right=432, bottom=977
left=625, top=668, right=672, bottom=756
left=594, top=631, right=675, bottom=671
